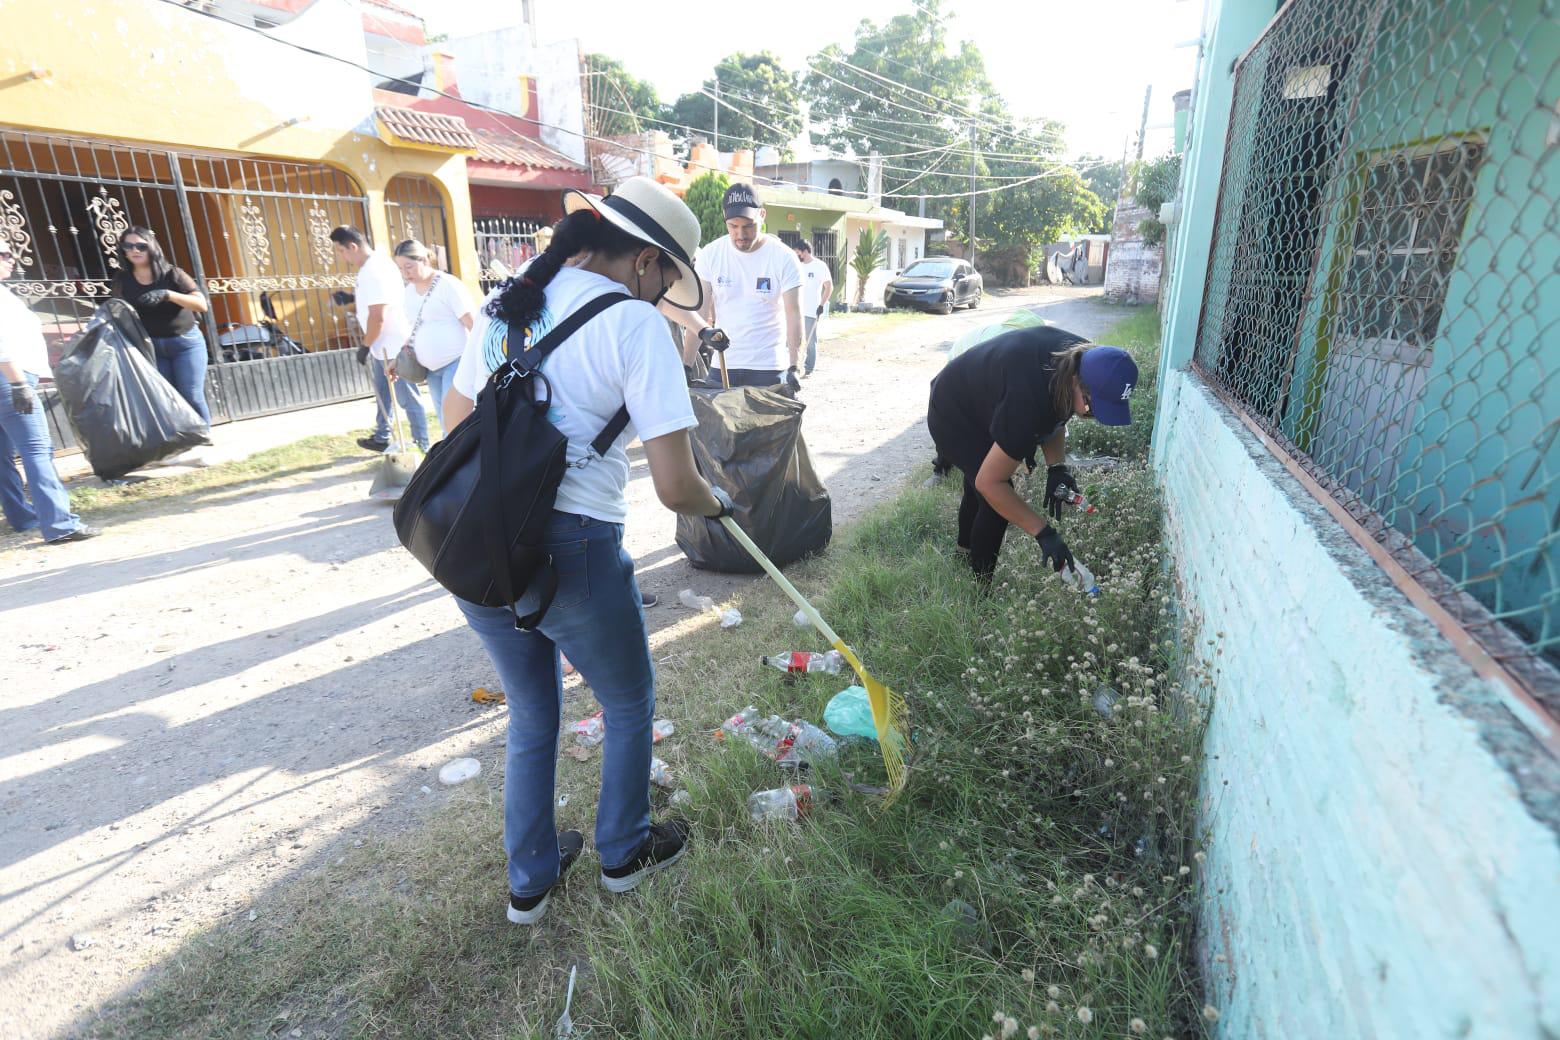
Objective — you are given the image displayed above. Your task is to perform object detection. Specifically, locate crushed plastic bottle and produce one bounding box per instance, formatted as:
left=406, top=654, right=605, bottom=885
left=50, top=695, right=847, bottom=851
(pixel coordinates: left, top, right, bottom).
left=718, top=706, right=838, bottom=765
left=719, top=608, right=743, bottom=629
left=747, top=783, right=830, bottom=822
left=761, top=650, right=846, bottom=675
left=437, top=757, right=481, bottom=786
left=678, top=589, right=716, bottom=612
left=649, top=757, right=673, bottom=789
left=1051, top=486, right=1098, bottom=514
left=571, top=711, right=605, bottom=747
left=652, top=719, right=675, bottom=743
left=1091, top=685, right=1119, bottom=718
left=1060, top=559, right=1101, bottom=596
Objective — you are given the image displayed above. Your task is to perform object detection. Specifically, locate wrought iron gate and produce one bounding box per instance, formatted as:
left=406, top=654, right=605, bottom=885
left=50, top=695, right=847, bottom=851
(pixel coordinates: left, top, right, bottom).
left=0, top=129, right=375, bottom=450
left=473, top=215, right=544, bottom=294
left=385, top=175, right=452, bottom=271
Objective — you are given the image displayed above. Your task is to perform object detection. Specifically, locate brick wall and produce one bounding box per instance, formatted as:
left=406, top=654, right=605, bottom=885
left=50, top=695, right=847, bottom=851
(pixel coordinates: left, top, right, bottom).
left=1102, top=202, right=1162, bottom=305
left=1154, top=368, right=1560, bottom=1038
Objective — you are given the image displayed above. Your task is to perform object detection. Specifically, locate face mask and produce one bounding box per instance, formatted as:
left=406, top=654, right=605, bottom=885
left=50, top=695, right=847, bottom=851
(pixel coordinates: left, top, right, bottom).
left=636, top=259, right=672, bottom=307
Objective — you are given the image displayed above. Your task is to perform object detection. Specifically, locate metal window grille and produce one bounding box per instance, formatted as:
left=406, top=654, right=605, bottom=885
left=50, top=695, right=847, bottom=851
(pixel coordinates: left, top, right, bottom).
left=472, top=215, right=543, bottom=294
left=1190, top=0, right=1559, bottom=701
left=384, top=175, right=452, bottom=272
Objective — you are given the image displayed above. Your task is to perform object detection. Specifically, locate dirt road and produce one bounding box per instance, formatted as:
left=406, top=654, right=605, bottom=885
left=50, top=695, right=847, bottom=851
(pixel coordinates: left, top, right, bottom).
left=0, top=285, right=1109, bottom=1038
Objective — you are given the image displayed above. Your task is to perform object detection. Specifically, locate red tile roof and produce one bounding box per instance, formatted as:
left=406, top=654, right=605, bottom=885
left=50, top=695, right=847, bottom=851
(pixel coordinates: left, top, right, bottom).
left=373, top=105, right=477, bottom=153
left=471, top=128, right=587, bottom=172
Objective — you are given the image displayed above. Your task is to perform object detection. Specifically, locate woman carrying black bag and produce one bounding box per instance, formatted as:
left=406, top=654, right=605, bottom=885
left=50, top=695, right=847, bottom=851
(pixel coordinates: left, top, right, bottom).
left=441, top=177, right=731, bottom=925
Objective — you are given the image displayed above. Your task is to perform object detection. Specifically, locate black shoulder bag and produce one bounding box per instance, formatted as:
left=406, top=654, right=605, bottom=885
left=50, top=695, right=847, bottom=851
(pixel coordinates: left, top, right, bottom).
left=393, top=292, right=631, bottom=629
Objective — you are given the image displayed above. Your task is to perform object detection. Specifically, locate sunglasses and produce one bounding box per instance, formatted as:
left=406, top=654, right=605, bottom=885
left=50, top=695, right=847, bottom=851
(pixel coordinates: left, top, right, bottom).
left=121, top=242, right=150, bottom=252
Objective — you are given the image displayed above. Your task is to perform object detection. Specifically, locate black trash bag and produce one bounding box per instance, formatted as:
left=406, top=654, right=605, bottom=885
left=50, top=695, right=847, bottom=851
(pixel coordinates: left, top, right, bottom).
left=53, top=300, right=208, bottom=480
left=676, top=385, right=832, bottom=572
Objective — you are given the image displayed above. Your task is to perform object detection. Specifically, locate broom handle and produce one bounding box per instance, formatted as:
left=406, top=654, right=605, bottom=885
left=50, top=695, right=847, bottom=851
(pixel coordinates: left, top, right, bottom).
left=717, top=516, right=867, bottom=676
left=719, top=348, right=730, bottom=389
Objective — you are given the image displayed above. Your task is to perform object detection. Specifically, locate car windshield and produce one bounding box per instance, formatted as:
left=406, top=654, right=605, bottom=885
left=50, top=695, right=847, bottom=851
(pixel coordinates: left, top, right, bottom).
left=901, top=261, right=957, bottom=278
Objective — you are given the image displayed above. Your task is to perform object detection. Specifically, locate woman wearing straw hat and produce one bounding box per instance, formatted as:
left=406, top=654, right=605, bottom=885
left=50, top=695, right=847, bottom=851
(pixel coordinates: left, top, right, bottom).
left=443, top=177, right=732, bottom=925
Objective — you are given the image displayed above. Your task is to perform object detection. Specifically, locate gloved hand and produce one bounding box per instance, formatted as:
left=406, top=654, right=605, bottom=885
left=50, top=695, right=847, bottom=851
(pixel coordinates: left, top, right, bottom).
left=9, top=381, right=38, bottom=415
left=784, top=367, right=802, bottom=392
left=698, top=326, right=730, bottom=353
left=1044, top=464, right=1080, bottom=520
left=815, top=304, right=825, bottom=317
left=1035, top=526, right=1074, bottom=573
left=706, top=485, right=736, bottom=519
left=355, top=345, right=370, bottom=366
left=139, top=288, right=170, bottom=307
left=331, top=290, right=355, bottom=306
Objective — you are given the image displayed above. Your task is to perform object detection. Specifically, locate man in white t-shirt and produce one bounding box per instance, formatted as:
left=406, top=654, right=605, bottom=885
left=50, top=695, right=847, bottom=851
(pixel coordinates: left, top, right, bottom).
left=793, top=240, right=833, bottom=378
left=329, top=226, right=428, bottom=451
left=685, top=183, right=803, bottom=389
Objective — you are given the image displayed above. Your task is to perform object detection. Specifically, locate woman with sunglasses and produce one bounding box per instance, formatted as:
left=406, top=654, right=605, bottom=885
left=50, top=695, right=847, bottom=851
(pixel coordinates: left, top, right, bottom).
left=114, top=227, right=212, bottom=432
left=926, top=325, right=1138, bottom=582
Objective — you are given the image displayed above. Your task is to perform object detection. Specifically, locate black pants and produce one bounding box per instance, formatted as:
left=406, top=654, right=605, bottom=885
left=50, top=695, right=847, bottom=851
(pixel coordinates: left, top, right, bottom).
left=725, top=368, right=783, bottom=388
left=958, top=476, right=1011, bottom=580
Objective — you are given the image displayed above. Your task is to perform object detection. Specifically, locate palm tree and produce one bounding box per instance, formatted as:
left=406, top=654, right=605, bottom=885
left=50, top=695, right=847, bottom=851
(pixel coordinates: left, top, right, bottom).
left=848, top=227, right=889, bottom=309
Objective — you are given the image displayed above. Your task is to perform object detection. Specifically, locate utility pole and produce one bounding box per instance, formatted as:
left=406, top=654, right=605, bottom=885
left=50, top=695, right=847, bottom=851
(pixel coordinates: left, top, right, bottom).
left=1134, top=85, right=1153, bottom=163
left=968, top=118, right=978, bottom=268
left=713, top=79, right=720, bottom=155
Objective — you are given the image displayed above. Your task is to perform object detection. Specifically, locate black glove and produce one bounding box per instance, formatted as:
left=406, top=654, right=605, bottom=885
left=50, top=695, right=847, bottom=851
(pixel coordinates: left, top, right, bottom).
left=355, top=345, right=370, bottom=366
left=1035, top=526, right=1074, bottom=573
left=9, top=381, right=38, bottom=415
left=784, top=367, right=802, bottom=392
left=139, top=288, right=170, bottom=307
left=1044, top=464, right=1080, bottom=520
left=331, top=290, right=355, bottom=306
left=707, top=485, right=736, bottom=519
left=1024, top=453, right=1039, bottom=476
left=815, top=304, right=825, bottom=317
left=698, top=326, right=730, bottom=353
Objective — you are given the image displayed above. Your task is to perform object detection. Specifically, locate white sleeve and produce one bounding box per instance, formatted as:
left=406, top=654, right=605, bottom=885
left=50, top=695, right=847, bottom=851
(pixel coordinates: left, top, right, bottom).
left=619, top=307, right=696, bottom=443
left=452, top=296, right=498, bottom=401
left=443, top=276, right=477, bottom=319
left=357, top=261, right=395, bottom=307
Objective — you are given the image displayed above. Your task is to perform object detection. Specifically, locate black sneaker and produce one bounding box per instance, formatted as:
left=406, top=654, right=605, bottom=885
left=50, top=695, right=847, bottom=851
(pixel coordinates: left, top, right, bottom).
left=357, top=436, right=390, bottom=453
left=507, top=830, right=584, bottom=925
left=47, top=525, right=101, bottom=544
left=600, top=820, right=689, bottom=894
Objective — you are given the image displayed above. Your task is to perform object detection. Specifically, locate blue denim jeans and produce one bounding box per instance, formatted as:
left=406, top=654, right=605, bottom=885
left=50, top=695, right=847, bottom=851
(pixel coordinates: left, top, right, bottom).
left=455, top=512, right=653, bottom=898
left=151, top=327, right=212, bottom=427
left=0, top=375, right=82, bottom=541
left=370, top=357, right=429, bottom=449
left=424, top=360, right=459, bottom=439
left=725, top=368, right=783, bottom=388
left=803, top=316, right=819, bottom=375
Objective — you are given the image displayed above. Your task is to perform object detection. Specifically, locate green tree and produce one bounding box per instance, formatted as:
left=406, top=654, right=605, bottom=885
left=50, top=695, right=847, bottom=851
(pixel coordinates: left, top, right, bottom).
left=584, top=53, right=665, bottom=137
left=684, top=172, right=731, bottom=247
left=848, top=227, right=889, bottom=308
left=1079, top=156, right=1123, bottom=233
left=1130, top=153, right=1182, bottom=246
left=669, top=52, right=802, bottom=150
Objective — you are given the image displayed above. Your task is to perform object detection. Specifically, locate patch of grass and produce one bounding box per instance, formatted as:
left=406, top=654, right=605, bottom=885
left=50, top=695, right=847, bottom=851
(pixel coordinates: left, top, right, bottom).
left=90, top=307, right=1209, bottom=1039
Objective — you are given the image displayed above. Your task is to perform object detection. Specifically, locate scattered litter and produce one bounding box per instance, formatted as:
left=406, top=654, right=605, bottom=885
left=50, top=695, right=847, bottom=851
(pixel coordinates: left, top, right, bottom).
left=649, top=757, right=673, bottom=789
left=718, top=707, right=838, bottom=766
left=748, top=783, right=829, bottom=822
left=720, top=608, right=743, bottom=629
left=69, top=933, right=95, bottom=951
left=564, top=746, right=592, bottom=762
left=1091, top=685, right=1119, bottom=719
left=419, top=785, right=432, bottom=795
left=438, top=758, right=481, bottom=786
left=678, top=589, right=716, bottom=612
left=247, top=909, right=258, bottom=922
left=763, top=650, right=845, bottom=675
left=571, top=711, right=605, bottom=747
left=669, top=789, right=692, bottom=807
left=824, top=686, right=879, bottom=741
left=1066, top=453, right=1120, bottom=470
left=555, top=964, right=578, bottom=1039
left=1060, top=559, right=1101, bottom=596
left=652, top=719, right=675, bottom=743
left=793, top=609, right=810, bottom=628
left=940, top=899, right=990, bottom=948
left=557, top=793, right=570, bottom=808
left=471, top=686, right=505, bottom=705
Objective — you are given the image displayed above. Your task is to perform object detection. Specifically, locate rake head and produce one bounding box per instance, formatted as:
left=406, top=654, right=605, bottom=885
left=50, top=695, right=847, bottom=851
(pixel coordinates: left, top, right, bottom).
left=831, top=642, right=909, bottom=805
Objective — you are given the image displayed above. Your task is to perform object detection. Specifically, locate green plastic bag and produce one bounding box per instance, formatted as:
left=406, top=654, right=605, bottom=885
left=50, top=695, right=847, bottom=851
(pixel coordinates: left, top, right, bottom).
left=824, top=685, right=878, bottom=742
left=945, top=310, right=1048, bottom=363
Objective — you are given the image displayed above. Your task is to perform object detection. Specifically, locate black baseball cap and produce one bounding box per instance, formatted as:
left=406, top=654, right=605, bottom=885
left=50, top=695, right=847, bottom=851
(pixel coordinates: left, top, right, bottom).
left=722, top=183, right=762, bottom=220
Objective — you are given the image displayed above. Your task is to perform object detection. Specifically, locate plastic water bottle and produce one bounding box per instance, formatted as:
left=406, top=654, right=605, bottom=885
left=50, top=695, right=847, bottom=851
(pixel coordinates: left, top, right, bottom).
left=1060, top=559, right=1101, bottom=596
left=1052, top=487, right=1098, bottom=514
left=719, top=707, right=838, bottom=765
left=747, top=783, right=830, bottom=822
left=761, top=650, right=846, bottom=675
left=678, top=589, right=716, bottom=612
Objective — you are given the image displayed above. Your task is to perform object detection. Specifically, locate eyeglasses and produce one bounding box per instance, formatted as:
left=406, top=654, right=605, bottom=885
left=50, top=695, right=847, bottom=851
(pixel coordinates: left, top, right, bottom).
left=121, top=242, right=150, bottom=252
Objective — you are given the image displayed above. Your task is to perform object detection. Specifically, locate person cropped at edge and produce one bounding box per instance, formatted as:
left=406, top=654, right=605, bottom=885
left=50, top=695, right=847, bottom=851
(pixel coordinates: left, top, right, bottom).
left=328, top=225, right=428, bottom=452
left=666, top=182, right=803, bottom=390
left=927, top=324, right=1138, bottom=581
left=0, top=233, right=98, bottom=543
left=113, top=225, right=212, bottom=433
left=391, top=238, right=474, bottom=437
left=441, top=176, right=733, bottom=926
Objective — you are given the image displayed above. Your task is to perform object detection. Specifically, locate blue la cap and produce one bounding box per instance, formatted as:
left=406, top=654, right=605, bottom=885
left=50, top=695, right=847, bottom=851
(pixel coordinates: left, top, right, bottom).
left=1078, top=346, right=1139, bottom=427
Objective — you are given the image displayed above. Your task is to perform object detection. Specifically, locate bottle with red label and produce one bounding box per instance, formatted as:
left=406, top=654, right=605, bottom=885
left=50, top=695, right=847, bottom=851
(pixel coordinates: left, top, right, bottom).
left=717, top=706, right=839, bottom=765
left=748, top=783, right=831, bottom=821
left=761, top=650, right=846, bottom=675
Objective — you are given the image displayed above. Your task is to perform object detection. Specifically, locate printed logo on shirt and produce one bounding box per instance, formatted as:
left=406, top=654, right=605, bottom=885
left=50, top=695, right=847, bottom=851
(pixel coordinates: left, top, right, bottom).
left=755, top=277, right=772, bottom=292
left=715, top=274, right=735, bottom=288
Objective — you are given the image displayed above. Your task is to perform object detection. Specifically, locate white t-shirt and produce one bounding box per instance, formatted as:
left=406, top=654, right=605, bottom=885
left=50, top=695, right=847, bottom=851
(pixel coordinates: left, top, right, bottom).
left=798, top=257, right=833, bottom=316
left=404, top=273, right=475, bottom=371
left=452, top=266, right=695, bottom=524
left=695, top=235, right=802, bottom=371
left=354, top=252, right=411, bottom=360
left=0, top=284, right=50, bottom=378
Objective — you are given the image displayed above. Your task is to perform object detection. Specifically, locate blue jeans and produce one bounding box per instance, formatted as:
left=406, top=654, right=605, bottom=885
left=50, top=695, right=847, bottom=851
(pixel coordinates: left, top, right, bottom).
left=455, top=512, right=653, bottom=898
left=0, top=375, right=82, bottom=541
left=424, top=360, right=459, bottom=438
left=370, top=358, right=429, bottom=449
left=803, top=316, right=819, bottom=375
left=151, top=328, right=212, bottom=427
left=725, top=368, right=783, bottom=388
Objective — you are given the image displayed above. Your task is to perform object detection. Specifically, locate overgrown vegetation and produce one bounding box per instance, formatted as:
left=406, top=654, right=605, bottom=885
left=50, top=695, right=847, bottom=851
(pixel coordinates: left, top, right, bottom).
left=89, top=308, right=1208, bottom=1040
left=685, top=171, right=732, bottom=247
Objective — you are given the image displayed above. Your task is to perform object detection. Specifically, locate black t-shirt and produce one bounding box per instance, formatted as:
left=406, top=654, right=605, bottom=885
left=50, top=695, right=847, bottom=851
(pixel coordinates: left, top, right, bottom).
left=119, top=267, right=200, bottom=337
left=927, top=324, right=1087, bottom=475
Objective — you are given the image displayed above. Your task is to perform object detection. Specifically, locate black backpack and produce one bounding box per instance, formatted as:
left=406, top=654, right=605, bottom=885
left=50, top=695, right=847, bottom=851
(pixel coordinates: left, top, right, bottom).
left=393, top=292, right=631, bottom=628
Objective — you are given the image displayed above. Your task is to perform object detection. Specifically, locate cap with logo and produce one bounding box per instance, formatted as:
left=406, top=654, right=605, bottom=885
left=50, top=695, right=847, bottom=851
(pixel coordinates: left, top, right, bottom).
left=1077, top=346, right=1138, bottom=427
left=722, top=182, right=762, bottom=221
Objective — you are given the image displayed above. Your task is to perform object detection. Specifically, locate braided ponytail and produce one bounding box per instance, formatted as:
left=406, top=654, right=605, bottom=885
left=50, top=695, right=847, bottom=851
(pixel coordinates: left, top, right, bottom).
left=485, top=207, right=659, bottom=330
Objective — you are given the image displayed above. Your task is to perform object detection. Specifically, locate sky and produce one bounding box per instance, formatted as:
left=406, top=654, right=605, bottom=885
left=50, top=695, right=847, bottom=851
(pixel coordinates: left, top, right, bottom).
left=413, top=0, right=1206, bottom=161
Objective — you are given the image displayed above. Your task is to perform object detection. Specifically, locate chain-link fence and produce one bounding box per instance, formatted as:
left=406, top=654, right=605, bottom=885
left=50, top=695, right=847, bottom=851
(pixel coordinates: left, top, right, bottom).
left=1191, top=0, right=1558, bottom=697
